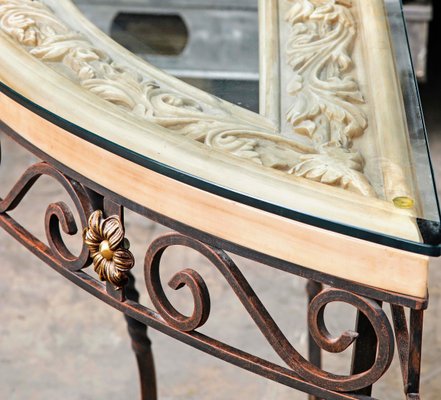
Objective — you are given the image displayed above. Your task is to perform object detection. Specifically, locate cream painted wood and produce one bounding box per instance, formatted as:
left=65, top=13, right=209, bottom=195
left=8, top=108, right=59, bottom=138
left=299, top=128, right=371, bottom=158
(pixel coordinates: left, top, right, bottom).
left=357, top=0, right=416, bottom=204
left=0, top=0, right=417, bottom=201
left=0, top=35, right=422, bottom=241
left=0, top=0, right=424, bottom=243
left=262, top=0, right=418, bottom=208
left=0, top=0, right=432, bottom=298
left=0, top=93, right=429, bottom=299
left=259, top=0, right=280, bottom=128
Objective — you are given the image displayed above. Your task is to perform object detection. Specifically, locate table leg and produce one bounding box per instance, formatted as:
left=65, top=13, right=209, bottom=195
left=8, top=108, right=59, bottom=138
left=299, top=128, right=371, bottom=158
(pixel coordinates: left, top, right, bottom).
left=350, top=303, right=382, bottom=396
left=125, top=271, right=158, bottom=400
left=101, top=200, right=157, bottom=399
left=391, top=304, right=425, bottom=400
left=306, top=280, right=323, bottom=400
left=406, top=309, right=423, bottom=400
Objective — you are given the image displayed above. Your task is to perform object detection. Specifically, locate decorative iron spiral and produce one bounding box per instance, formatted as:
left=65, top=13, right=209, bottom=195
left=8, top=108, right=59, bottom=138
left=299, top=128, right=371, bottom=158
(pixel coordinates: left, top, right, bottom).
left=145, top=232, right=395, bottom=392
left=145, top=234, right=212, bottom=332
left=307, top=288, right=395, bottom=390
left=0, top=162, right=94, bottom=270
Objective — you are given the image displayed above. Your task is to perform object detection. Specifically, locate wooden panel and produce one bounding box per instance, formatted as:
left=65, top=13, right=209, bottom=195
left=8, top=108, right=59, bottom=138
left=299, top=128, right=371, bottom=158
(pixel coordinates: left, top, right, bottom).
left=260, top=0, right=417, bottom=206
left=0, top=13, right=422, bottom=244
left=0, top=93, right=429, bottom=299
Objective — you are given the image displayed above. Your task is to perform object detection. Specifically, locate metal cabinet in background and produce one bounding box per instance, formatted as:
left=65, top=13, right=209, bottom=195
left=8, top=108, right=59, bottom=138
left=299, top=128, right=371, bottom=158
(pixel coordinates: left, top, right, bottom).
left=73, top=0, right=259, bottom=81
left=74, top=0, right=432, bottom=82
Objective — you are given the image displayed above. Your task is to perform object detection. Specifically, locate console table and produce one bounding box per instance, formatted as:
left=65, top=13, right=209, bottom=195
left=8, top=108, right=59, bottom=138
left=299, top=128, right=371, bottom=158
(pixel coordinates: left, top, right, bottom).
left=0, top=0, right=439, bottom=399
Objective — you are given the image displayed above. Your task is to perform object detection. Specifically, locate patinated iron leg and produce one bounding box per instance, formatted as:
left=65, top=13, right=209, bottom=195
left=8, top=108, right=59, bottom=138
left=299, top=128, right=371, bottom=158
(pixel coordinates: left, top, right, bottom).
left=125, top=271, right=157, bottom=400
left=306, top=280, right=323, bottom=400
left=350, top=303, right=382, bottom=396
left=102, top=199, right=157, bottom=400
left=407, top=309, right=423, bottom=400
left=391, top=305, right=424, bottom=400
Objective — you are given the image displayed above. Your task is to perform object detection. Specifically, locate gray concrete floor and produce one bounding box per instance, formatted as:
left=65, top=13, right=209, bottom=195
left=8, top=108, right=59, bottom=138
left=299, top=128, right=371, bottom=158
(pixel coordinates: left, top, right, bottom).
left=2, top=8, right=441, bottom=400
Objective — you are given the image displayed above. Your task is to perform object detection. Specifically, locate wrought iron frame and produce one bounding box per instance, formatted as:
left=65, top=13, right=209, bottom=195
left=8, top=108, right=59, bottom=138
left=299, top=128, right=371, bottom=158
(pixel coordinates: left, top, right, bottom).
left=0, top=121, right=426, bottom=400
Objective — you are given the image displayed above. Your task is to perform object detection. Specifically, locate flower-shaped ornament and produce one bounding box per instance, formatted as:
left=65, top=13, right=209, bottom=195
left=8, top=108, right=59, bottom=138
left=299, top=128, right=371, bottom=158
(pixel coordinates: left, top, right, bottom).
left=83, top=210, right=134, bottom=288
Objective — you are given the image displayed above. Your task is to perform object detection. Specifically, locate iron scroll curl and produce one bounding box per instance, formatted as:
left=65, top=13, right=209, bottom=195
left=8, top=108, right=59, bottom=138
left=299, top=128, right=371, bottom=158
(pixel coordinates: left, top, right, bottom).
left=0, top=161, right=94, bottom=270
left=0, top=131, right=422, bottom=398
left=144, top=232, right=395, bottom=392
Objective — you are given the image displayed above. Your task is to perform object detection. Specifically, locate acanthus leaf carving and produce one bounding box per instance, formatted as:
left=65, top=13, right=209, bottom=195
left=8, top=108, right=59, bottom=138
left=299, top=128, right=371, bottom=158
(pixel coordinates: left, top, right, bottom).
left=284, top=0, right=373, bottom=194
left=292, top=146, right=376, bottom=197
left=0, top=0, right=377, bottom=197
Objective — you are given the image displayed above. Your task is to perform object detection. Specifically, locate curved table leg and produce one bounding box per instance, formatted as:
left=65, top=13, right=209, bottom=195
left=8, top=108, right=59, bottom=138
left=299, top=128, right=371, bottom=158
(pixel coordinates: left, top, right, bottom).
left=125, top=271, right=158, bottom=400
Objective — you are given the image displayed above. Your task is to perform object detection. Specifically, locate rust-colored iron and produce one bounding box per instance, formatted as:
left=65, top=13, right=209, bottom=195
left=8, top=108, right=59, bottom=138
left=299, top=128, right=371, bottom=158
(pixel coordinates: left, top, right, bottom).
left=0, top=161, right=94, bottom=270
left=145, top=233, right=395, bottom=392
left=0, top=125, right=426, bottom=399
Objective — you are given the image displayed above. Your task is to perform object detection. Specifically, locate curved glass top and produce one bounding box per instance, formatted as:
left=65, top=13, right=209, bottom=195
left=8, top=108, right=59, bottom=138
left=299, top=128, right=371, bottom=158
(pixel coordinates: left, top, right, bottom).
left=0, top=0, right=439, bottom=256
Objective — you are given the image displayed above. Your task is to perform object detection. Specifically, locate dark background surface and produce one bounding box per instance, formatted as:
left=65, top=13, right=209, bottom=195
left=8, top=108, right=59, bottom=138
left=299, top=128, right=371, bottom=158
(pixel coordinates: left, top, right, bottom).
left=419, top=0, right=440, bottom=134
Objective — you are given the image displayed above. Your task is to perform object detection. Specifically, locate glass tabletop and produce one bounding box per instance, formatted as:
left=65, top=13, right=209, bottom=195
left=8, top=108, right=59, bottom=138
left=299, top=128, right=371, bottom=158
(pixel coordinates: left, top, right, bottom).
left=0, top=0, right=439, bottom=256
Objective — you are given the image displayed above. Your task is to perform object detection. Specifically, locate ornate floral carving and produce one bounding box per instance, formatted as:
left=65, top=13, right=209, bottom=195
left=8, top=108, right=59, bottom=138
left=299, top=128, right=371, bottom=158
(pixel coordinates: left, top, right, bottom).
left=292, top=146, right=375, bottom=196
left=284, top=0, right=373, bottom=195
left=0, top=0, right=376, bottom=196
left=83, top=210, right=134, bottom=288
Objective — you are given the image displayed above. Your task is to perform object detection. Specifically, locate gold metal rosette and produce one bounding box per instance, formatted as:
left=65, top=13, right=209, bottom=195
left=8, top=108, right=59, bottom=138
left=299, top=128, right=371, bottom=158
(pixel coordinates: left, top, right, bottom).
left=83, top=210, right=134, bottom=288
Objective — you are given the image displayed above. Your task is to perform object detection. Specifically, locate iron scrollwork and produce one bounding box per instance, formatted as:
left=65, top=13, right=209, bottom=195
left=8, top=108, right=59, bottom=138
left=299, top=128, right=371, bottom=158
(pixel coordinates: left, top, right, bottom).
left=144, top=233, right=395, bottom=393
left=0, top=133, right=424, bottom=399
left=0, top=161, right=94, bottom=270
left=0, top=159, right=135, bottom=287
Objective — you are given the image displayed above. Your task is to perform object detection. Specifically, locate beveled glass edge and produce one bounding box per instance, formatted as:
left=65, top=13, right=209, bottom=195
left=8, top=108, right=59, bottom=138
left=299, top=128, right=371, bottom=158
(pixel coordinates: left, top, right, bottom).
left=386, top=0, right=441, bottom=230
left=1, top=81, right=440, bottom=256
